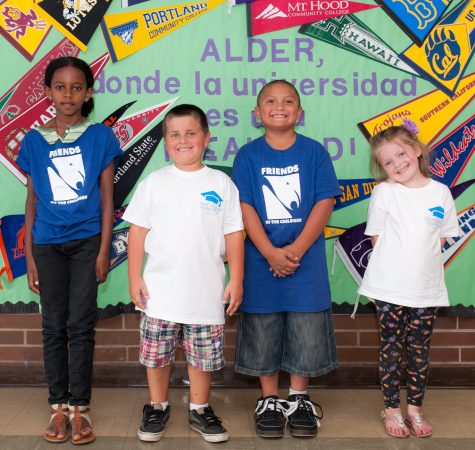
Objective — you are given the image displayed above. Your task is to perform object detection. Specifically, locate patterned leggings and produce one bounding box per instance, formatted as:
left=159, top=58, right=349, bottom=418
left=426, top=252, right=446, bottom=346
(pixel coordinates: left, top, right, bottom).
left=375, top=301, right=437, bottom=408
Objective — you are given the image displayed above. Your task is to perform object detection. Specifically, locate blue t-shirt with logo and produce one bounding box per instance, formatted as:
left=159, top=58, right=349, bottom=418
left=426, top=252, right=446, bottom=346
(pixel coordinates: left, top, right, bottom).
left=232, top=134, right=341, bottom=313
left=17, top=123, right=122, bottom=244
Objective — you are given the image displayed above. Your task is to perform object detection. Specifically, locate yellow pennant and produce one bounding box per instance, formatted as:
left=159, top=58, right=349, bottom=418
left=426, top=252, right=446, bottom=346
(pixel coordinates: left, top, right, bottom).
left=324, top=226, right=347, bottom=240
left=100, top=0, right=225, bottom=62
left=358, top=71, right=475, bottom=145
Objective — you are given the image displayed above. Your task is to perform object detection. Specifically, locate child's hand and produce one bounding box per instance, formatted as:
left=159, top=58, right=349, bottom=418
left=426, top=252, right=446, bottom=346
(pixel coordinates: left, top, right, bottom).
left=129, top=277, right=149, bottom=310
left=95, top=253, right=110, bottom=284
left=26, top=256, right=40, bottom=295
left=266, top=247, right=300, bottom=277
left=223, top=279, right=243, bottom=316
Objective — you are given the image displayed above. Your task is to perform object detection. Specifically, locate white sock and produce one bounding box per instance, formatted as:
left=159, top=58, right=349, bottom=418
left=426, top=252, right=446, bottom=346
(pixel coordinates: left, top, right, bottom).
left=151, top=401, right=168, bottom=410
left=190, top=402, right=208, bottom=411
left=289, top=388, right=308, bottom=396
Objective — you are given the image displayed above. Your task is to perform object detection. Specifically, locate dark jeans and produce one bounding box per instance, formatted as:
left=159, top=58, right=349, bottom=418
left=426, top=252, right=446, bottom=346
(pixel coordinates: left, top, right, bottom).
left=33, top=234, right=100, bottom=406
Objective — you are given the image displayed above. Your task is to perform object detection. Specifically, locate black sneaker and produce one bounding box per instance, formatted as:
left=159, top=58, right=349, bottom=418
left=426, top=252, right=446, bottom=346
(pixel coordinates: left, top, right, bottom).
left=254, top=395, right=287, bottom=438
left=188, top=406, right=228, bottom=442
left=286, top=394, right=322, bottom=437
left=137, top=403, right=170, bottom=442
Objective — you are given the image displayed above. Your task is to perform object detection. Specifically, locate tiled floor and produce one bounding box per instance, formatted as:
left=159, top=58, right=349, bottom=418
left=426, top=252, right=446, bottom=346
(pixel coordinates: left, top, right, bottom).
left=1, top=387, right=475, bottom=449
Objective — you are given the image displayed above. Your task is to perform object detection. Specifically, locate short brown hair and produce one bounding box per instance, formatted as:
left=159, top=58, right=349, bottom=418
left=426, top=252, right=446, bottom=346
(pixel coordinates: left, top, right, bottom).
left=162, top=104, right=209, bottom=136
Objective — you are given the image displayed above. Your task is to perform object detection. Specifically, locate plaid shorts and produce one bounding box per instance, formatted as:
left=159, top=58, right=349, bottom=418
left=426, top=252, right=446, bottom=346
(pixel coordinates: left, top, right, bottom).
left=139, top=314, right=225, bottom=371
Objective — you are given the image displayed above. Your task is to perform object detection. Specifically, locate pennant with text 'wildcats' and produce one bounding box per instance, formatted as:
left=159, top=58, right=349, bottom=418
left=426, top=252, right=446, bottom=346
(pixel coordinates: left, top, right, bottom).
left=428, top=114, right=475, bottom=187
left=0, top=53, right=109, bottom=185
left=37, top=0, right=113, bottom=52
left=100, top=0, right=225, bottom=62
left=247, top=0, right=379, bottom=36
left=400, top=0, right=475, bottom=97
left=0, top=38, right=79, bottom=127
left=299, top=15, right=418, bottom=77
left=335, top=179, right=475, bottom=285
left=357, top=71, right=475, bottom=145
left=375, top=0, right=452, bottom=46
left=0, top=0, right=51, bottom=61
left=335, top=179, right=378, bottom=210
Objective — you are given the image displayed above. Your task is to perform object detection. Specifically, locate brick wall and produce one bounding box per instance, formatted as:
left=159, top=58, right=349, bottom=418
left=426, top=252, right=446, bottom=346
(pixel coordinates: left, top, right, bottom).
left=1, top=313, right=475, bottom=386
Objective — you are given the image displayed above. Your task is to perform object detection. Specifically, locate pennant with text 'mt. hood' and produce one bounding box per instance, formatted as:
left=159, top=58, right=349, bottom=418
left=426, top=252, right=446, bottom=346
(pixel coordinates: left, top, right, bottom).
left=247, top=0, right=379, bottom=36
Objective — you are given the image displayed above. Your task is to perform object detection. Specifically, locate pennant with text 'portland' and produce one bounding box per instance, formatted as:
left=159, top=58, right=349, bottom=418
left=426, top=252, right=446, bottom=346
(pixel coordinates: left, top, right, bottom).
left=0, top=53, right=109, bottom=184
left=400, top=0, right=475, bottom=97
left=0, top=0, right=51, bottom=61
left=100, top=0, right=225, bottom=62
left=375, top=0, right=452, bottom=46
left=357, top=71, right=475, bottom=145
left=38, top=0, right=113, bottom=52
left=247, top=0, right=379, bottom=36
left=299, top=15, right=418, bottom=77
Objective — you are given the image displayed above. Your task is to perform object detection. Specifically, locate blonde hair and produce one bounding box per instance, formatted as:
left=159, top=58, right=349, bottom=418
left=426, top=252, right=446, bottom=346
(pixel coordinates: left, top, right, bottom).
left=369, top=126, right=430, bottom=181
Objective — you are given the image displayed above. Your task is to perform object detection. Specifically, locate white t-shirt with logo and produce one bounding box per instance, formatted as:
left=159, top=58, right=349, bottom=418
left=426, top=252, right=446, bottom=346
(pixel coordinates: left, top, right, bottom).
left=358, top=180, right=459, bottom=307
left=123, top=165, right=243, bottom=324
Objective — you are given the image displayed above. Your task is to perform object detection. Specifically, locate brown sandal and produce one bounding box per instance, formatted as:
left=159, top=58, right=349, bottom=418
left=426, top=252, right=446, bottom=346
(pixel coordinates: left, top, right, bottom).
left=69, top=405, right=96, bottom=445
left=44, top=403, right=69, bottom=443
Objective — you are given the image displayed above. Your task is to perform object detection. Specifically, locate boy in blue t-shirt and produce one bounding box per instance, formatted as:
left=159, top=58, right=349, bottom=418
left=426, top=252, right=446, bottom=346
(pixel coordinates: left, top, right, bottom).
left=232, top=80, right=341, bottom=438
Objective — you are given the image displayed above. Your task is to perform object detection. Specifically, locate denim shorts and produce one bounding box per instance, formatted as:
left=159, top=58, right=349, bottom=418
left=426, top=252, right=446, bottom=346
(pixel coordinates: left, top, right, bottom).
left=234, top=310, right=338, bottom=377
left=139, top=314, right=224, bottom=371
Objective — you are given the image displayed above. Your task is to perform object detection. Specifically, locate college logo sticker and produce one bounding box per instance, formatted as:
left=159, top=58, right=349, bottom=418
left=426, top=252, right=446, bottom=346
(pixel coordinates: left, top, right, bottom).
left=0, top=0, right=51, bottom=61
left=400, top=0, right=475, bottom=97
left=247, top=0, right=379, bottom=36
left=100, top=0, right=225, bottom=62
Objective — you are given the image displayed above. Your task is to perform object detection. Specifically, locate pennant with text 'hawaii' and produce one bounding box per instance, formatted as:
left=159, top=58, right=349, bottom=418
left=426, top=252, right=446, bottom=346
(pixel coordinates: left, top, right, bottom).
left=37, top=0, right=113, bottom=52
left=0, top=0, right=51, bottom=61
left=247, top=0, right=379, bottom=36
left=357, top=71, right=475, bottom=145
left=100, top=0, right=225, bottom=62
left=400, top=0, right=475, bottom=97
left=0, top=53, right=109, bottom=184
left=375, top=0, right=452, bottom=46
left=299, top=16, right=418, bottom=77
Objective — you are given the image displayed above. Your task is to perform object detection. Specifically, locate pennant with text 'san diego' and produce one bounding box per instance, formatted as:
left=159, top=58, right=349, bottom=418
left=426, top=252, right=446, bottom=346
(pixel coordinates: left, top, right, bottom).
left=247, top=0, right=379, bottom=36
left=357, top=71, right=475, bottom=145
left=375, top=0, right=452, bottom=46
left=400, top=0, right=475, bottom=97
left=0, top=0, right=51, bottom=61
left=37, top=0, right=113, bottom=52
left=100, top=0, right=225, bottom=62
left=0, top=38, right=79, bottom=127
left=299, top=16, right=418, bottom=77
left=0, top=54, right=109, bottom=185
left=335, top=179, right=378, bottom=211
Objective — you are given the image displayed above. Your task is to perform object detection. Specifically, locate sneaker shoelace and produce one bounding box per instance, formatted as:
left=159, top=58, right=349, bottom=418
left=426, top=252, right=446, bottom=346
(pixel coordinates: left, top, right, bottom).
left=146, top=407, right=167, bottom=425
left=199, top=408, right=223, bottom=429
left=255, top=397, right=287, bottom=418
left=284, top=397, right=323, bottom=427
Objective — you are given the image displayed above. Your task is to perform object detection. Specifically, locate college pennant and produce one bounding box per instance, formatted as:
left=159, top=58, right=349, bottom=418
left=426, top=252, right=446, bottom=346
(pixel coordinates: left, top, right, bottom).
left=37, top=0, right=113, bottom=52
left=400, top=0, right=475, bottom=97
left=101, top=101, right=136, bottom=127
left=0, top=0, right=51, bottom=61
left=357, top=71, right=475, bottom=145
left=100, top=0, right=225, bottom=62
left=122, top=0, right=151, bottom=7
left=247, top=0, right=379, bottom=36
left=375, top=0, right=452, bottom=46
left=335, top=179, right=378, bottom=211
left=299, top=15, right=418, bottom=77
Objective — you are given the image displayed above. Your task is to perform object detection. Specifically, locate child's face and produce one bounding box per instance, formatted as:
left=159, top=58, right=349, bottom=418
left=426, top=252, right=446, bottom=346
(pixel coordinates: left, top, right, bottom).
left=255, top=83, right=302, bottom=132
left=164, top=115, right=210, bottom=172
left=46, top=66, right=92, bottom=121
left=376, top=140, right=426, bottom=187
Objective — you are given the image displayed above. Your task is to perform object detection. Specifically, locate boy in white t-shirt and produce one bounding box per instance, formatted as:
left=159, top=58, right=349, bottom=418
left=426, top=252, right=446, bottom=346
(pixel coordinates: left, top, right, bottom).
left=123, top=104, right=244, bottom=444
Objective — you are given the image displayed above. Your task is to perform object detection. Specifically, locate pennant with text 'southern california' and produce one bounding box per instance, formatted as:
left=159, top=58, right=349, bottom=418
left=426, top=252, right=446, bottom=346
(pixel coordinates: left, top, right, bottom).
left=247, top=0, right=379, bottom=36
left=400, top=0, right=475, bottom=97
left=375, top=0, right=452, bottom=46
left=100, top=0, right=225, bottom=62
left=357, top=71, right=475, bottom=145
left=0, top=53, right=109, bottom=185
left=37, top=0, right=113, bottom=52
left=0, top=0, right=51, bottom=61
left=299, top=15, right=418, bottom=77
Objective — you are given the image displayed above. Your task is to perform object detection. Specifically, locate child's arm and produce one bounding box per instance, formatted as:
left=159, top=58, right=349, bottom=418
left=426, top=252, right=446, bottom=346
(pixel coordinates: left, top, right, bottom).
left=283, top=197, right=334, bottom=260
left=25, top=176, right=39, bottom=295
left=371, top=236, right=379, bottom=247
left=127, top=223, right=150, bottom=310
left=241, top=202, right=299, bottom=277
left=96, top=162, right=115, bottom=283
left=223, top=231, right=244, bottom=315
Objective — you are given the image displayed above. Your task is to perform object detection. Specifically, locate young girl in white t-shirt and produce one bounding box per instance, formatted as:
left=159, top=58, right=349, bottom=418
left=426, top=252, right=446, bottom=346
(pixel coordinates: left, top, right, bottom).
left=358, top=121, right=459, bottom=439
